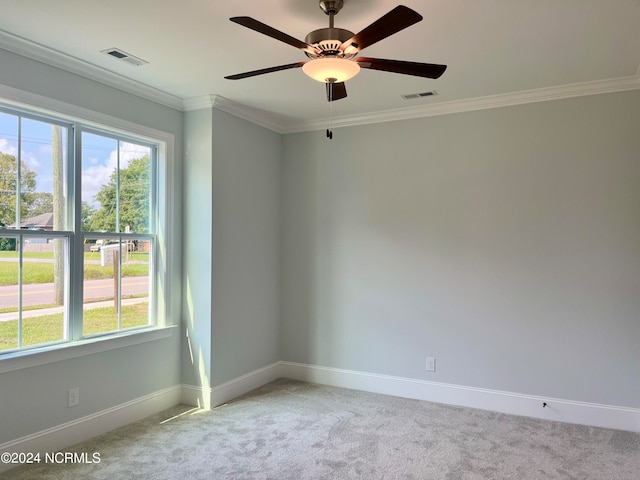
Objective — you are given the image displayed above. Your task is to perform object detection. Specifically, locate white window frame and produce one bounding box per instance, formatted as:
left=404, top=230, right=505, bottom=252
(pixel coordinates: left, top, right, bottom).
left=76, top=126, right=158, bottom=340
left=0, top=86, right=176, bottom=374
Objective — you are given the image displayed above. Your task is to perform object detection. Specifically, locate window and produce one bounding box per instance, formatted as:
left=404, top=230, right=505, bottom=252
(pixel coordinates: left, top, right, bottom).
left=0, top=105, right=160, bottom=354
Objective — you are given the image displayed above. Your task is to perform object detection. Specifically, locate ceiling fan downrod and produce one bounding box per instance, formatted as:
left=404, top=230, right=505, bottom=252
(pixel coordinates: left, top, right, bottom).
left=319, top=0, right=344, bottom=28
left=306, top=1, right=354, bottom=57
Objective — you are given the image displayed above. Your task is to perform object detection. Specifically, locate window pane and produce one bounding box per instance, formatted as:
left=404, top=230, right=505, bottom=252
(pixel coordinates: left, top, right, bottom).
left=0, top=112, right=19, bottom=228
left=119, top=143, right=151, bottom=234
left=82, top=132, right=117, bottom=232
left=82, top=238, right=150, bottom=336
left=83, top=238, right=119, bottom=335
left=82, top=134, right=152, bottom=234
left=22, top=236, right=67, bottom=346
left=124, top=239, right=150, bottom=328
left=0, top=235, right=67, bottom=352
left=20, top=118, right=68, bottom=231
left=0, top=236, right=19, bottom=351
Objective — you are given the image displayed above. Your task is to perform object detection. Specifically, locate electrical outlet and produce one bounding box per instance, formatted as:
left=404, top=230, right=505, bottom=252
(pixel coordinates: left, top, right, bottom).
left=68, top=387, right=79, bottom=407
left=426, top=357, right=436, bottom=372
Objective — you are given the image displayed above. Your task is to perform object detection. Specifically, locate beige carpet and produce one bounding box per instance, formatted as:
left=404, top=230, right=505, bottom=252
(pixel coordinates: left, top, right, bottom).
left=3, top=378, right=639, bottom=479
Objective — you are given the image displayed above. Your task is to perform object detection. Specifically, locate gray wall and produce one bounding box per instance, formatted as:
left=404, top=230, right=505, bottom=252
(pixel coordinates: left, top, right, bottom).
left=210, top=110, right=281, bottom=385
left=182, top=108, right=282, bottom=389
left=2, top=45, right=639, bottom=445
left=182, top=108, right=214, bottom=389
left=281, top=90, right=640, bottom=408
left=0, top=338, right=179, bottom=442
left=0, top=49, right=182, bottom=134
left=0, top=51, right=183, bottom=442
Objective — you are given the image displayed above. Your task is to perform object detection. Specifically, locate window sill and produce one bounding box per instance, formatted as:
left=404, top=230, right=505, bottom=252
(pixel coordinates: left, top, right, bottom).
left=0, top=325, right=177, bottom=374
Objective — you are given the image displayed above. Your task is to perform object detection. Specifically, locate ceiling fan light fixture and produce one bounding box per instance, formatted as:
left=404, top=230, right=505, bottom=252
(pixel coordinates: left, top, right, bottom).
left=302, top=57, right=360, bottom=83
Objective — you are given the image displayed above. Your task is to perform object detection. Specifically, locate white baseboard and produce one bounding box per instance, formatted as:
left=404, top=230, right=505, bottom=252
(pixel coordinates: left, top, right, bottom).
left=3, top=361, right=637, bottom=475
left=181, top=361, right=282, bottom=409
left=180, top=383, right=212, bottom=409
left=280, top=361, right=640, bottom=433
left=0, top=385, right=182, bottom=474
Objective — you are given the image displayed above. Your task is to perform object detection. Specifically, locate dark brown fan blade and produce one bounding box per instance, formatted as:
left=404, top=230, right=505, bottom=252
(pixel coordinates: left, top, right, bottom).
left=355, top=57, right=447, bottom=79
left=340, top=5, right=422, bottom=53
left=326, top=82, right=347, bottom=102
left=225, top=62, right=306, bottom=80
left=230, top=17, right=318, bottom=55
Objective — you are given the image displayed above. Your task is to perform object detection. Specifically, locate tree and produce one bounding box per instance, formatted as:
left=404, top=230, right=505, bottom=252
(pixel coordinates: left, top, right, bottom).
left=0, top=223, right=16, bottom=251
left=81, top=201, right=97, bottom=231
left=87, top=155, right=150, bottom=233
left=26, top=192, right=54, bottom=218
left=0, top=151, right=37, bottom=227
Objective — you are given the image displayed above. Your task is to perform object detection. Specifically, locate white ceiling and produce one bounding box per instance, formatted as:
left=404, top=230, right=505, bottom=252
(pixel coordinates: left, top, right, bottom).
left=1, top=0, right=639, bottom=132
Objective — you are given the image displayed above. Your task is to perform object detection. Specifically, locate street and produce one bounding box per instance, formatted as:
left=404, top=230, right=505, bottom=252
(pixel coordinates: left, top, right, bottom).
left=0, top=276, right=149, bottom=309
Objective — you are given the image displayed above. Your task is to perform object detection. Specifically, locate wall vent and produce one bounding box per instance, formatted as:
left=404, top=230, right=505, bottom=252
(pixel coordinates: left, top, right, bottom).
left=402, top=90, right=438, bottom=100
left=101, top=48, right=148, bottom=66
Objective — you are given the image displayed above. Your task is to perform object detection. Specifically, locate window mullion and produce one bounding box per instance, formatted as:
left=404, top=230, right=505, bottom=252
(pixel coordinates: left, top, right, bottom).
left=17, top=236, right=23, bottom=348
left=69, top=126, right=83, bottom=341
left=150, top=145, right=158, bottom=325
left=15, top=116, right=23, bottom=347
left=151, top=145, right=158, bottom=235
left=116, top=140, right=121, bottom=234
left=15, top=117, right=22, bottom=228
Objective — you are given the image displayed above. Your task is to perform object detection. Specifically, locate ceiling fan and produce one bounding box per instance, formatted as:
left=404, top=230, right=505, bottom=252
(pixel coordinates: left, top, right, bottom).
left=225, top=1, right=447, bottom=103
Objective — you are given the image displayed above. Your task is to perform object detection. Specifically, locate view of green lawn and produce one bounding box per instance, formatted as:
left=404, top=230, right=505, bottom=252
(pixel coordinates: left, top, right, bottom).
left=0, top=303, right=149, bottom=350
left=0, top=251, right=149, bottom=286
left=0, top=252, right=53, bottom=259
left=0, top=251, right=151, bottom=351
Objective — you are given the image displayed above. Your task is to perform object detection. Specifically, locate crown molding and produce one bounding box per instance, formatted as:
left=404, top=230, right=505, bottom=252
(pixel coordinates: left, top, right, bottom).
left=181, top=73, right=640, bottom=134
left=183, top=95, right=290, bottom=133
left=3, top=28, right=639, bottom=134
left=283, top=73, right=640, bottom=133
left=0, top=29, right=184, bottom=111
left=182, top=94, right=218, bottom=112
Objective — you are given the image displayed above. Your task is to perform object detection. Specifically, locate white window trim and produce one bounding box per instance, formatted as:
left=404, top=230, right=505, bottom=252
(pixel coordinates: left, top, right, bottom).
left=0, top=325, right=177, bottom=374
left=0, top=84, right=177, bottom=367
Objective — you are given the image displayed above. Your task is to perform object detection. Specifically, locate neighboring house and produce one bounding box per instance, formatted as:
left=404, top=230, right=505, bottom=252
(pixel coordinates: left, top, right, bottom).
left=10, top=212, right=54, bottom=246
left=15, top=212, right=54, bottom=231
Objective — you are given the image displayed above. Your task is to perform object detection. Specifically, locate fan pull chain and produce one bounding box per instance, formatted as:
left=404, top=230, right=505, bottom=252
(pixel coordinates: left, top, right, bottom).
left=327, top=86, right=334, bottom=139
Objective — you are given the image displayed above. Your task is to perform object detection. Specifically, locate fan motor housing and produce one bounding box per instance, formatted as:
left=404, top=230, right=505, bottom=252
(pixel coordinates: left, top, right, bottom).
left=305, top=28, right=357, bottom=59
left=319, top=0, right=344, bottom=16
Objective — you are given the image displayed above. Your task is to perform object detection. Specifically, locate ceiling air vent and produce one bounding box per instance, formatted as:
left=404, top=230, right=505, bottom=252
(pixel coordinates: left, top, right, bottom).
left=101, top=48, right=148, bottom=66
left=402, top=90, right=438, bottom=100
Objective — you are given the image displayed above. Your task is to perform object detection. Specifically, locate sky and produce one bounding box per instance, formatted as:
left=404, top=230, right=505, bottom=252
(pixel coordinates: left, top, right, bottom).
left=0, top=111, right=150, bottom=211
